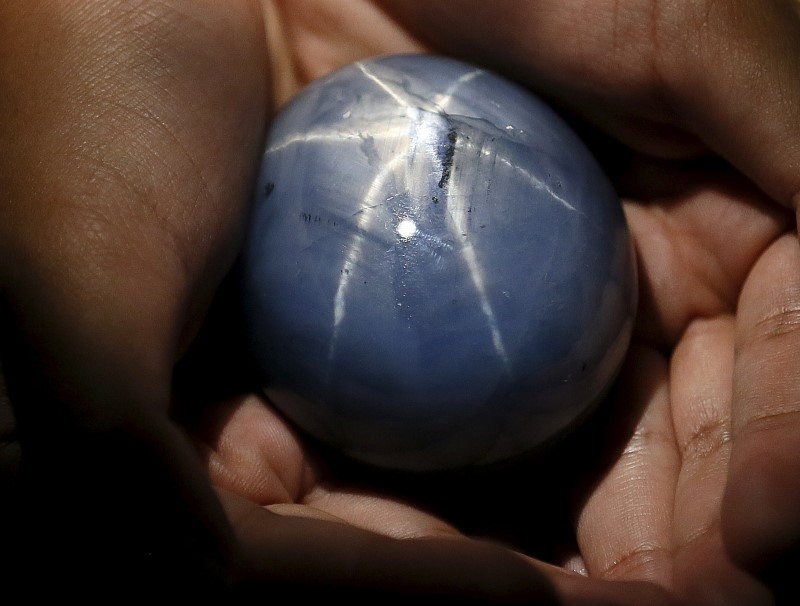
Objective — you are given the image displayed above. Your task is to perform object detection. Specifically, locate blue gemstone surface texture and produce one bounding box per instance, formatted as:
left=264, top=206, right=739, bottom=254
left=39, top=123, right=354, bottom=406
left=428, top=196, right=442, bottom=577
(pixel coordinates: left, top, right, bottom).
left=240, top=54, right=637, bottom=472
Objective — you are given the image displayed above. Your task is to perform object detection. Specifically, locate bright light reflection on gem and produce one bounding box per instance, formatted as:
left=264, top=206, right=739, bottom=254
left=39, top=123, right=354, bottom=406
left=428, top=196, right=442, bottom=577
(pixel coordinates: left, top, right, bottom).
left=396, top=218, right=417, bottom=239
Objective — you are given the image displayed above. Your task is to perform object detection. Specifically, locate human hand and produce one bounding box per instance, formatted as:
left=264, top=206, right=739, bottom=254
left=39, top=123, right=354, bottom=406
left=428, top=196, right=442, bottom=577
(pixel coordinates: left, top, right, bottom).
left=373, top=0, right=800, bottom=600
left=2, top=0, right=799, bottom=603
left=0, top=0, right=269, bottom=596
left=0, top=1, right=566, bottom=602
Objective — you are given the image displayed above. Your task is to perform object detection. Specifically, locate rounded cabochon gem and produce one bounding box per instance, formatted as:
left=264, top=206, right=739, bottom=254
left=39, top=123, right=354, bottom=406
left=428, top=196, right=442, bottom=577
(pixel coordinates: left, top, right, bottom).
left=240, top=55, right=637, bottom=472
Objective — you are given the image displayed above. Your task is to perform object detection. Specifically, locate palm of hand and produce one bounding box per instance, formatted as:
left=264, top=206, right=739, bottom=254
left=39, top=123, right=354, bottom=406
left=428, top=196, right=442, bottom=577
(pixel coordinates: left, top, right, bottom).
left=176, top=1, right=797, bottom=602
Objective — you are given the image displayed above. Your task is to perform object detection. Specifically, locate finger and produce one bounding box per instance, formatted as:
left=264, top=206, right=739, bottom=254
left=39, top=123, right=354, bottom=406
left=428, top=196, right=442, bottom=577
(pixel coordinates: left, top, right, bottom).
left=724, top=232, right=800, bottom=599
left=194, top=392, right=463, bottom=540
left=670, top=316, right=771, bottom=604
left=671, top=317, right=733, bottom=553
left=221, top=489, right=676, bottom=605
left=220, top=489, right=560, bottom=604
left=194, top=394, right=317, bottom=506
left=575, top=345, right=678, bottom=588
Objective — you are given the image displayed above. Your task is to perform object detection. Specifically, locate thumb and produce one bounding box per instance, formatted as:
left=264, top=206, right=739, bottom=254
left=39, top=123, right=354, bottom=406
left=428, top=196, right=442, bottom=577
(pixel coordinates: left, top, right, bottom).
left=0, top=0, right=269, bottom=594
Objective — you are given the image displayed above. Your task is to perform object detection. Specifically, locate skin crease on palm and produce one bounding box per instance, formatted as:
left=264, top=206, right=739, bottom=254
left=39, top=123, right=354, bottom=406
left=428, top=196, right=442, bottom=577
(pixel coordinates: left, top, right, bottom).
left=0, top=0, right=799, bottom=603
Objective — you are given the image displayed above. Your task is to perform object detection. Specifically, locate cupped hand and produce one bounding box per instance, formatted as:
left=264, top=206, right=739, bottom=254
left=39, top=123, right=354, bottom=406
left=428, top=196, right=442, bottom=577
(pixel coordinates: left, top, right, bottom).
left=2, top=0, right=798, bottom=603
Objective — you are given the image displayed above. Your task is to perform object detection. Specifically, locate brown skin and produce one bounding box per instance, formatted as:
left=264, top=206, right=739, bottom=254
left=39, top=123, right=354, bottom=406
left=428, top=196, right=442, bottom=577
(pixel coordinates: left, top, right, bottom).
left=1, top=0, right=799, bottom=602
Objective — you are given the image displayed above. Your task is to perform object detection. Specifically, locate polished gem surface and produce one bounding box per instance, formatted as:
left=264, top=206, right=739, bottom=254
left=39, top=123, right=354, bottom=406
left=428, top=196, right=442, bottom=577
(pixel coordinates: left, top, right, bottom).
left=240, top=55, right=637, bottom=472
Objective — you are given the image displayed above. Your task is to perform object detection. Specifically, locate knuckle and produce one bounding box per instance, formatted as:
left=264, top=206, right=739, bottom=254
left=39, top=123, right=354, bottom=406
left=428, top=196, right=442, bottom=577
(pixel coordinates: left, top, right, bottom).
left=681, top=416, right=731, bottom=462
left=749, top=302, right=800, bottom=345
